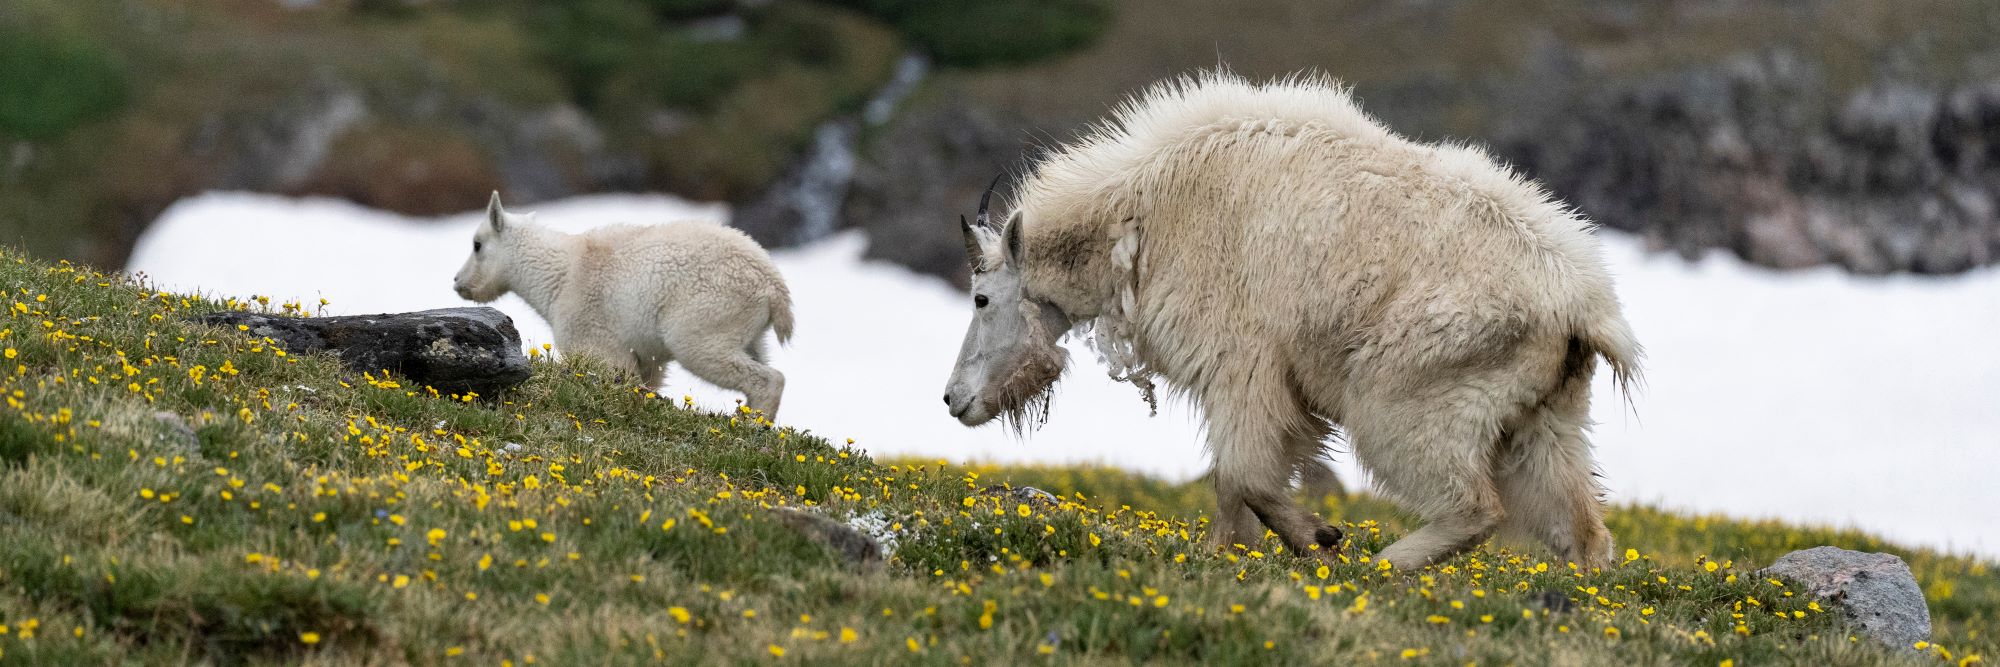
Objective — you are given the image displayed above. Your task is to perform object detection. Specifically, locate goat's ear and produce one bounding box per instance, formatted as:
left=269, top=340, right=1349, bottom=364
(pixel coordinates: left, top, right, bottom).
left=486, top=191, right=506, bottom=233
left=1003, top=212, right=1024, bottom=266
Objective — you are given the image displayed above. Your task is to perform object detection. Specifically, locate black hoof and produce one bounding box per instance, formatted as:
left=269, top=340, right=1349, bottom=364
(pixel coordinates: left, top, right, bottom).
left=1315, top=524, right=1344, bottom=549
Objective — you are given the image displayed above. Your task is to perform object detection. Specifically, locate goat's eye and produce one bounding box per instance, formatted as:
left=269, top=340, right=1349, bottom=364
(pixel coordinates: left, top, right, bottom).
left=974, top=295, right=989, bottom=308
left=473, top=240, right=482, bottom=253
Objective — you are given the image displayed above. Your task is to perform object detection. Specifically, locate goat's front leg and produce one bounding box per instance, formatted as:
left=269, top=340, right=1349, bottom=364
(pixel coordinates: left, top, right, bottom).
left=1201, top=372, right=1343, bottom=562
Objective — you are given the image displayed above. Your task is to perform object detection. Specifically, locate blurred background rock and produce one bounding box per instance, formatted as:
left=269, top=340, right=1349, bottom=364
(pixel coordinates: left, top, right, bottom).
left=4, top=0, right=1998, bottom=284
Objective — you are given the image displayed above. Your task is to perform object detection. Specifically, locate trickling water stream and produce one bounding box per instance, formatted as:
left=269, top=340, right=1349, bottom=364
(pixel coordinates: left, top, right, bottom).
left=789, top=123, right=857, bottom=244
left=866, top=53, right=931, bottom=127
left=781, top=53, right=930, bottom=245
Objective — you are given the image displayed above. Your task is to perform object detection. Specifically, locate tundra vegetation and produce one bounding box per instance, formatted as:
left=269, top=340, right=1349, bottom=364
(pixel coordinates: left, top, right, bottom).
left=0, top=246, right=1992, bottom=664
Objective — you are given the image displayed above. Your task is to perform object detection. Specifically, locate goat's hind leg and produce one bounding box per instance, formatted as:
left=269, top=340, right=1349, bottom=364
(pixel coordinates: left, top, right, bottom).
left=1348, top=392, right=1507, bottom=570
left=1494, top=371, right=1613, bottom=569
left=1203, top=494, right=1261, bottom=551
left=675, top=341, right=785, bottom=421
left=1296, top=456, right=1347, bottom=499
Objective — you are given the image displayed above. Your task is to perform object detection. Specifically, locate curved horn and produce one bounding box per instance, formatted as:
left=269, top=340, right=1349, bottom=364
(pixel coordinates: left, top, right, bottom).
left=975, top=173, right=1003, bottom=227
left=960, top=214, right=983, bottom=265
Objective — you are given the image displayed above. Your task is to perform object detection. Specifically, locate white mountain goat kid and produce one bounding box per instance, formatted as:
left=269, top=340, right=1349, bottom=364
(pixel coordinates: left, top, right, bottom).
left=454, top=193, right=794, bottom=418
left=943, top=73, right=1640, bottom=569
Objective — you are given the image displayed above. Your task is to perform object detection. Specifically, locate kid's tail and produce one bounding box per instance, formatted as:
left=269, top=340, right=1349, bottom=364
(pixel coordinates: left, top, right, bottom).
left=767, top=286, right=795, bottom=346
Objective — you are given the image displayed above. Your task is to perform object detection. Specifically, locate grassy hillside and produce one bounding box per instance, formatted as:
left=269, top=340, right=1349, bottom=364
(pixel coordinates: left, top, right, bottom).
left=0, top=245, right=1993, bottom=664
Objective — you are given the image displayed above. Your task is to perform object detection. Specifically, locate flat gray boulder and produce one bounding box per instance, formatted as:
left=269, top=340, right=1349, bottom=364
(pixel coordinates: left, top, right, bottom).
left=1760, top=546, right=1931, bottom=648
left=194, top=307, right=532, bottom=396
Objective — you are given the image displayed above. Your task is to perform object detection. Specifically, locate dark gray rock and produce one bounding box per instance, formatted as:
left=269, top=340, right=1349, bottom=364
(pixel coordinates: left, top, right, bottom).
left=1760, top=546, right=1932, bottom=648
left=839, top=36, right=2000, bottom=286
left=772, top=508, right=884, bottom=573
left=1499, top=54, right=2000, bottom=276
left=193, top=307, right=531, bottom=396
left=1535, top=590, right=1578, bottom=614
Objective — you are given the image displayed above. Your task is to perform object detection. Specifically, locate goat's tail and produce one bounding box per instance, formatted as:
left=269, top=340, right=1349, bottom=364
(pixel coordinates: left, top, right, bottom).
left=1573, top=305, right=1642, bottom=406
left=767, top=285, right=795, bottom=346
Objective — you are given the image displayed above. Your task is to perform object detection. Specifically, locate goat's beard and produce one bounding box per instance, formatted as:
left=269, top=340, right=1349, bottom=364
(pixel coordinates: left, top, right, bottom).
left=987, top=323, right=1068, bottom=435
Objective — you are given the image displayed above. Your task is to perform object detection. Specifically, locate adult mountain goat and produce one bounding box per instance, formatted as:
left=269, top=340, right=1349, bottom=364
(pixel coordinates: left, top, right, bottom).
left=454, top=193, right=793, bottom=418
left=943, top=73, right=1640, bottom=569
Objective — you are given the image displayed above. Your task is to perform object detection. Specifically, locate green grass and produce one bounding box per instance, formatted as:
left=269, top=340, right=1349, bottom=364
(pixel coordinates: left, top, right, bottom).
left=0, top=245, right=1993, bottom=665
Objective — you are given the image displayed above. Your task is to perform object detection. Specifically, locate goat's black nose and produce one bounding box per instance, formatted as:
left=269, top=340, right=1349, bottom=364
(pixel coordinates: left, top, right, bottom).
left=943, top=394, right=952, bottom=406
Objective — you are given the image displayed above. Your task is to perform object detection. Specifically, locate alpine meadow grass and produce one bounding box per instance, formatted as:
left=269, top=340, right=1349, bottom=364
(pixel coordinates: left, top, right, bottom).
left=0, top=245, right=1991, bottom=665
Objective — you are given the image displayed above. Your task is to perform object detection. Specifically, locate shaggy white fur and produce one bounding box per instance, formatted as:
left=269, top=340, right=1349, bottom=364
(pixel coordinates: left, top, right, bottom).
left=454, top=193, right=793, bottom=418
left=949, top=72, right=1640, bottom=569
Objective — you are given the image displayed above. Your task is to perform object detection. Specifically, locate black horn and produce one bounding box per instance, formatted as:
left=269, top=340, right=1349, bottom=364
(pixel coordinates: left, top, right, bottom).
left=960, top=214, right=983, bottom=264
left=975, top=173, right=1003, bottom=227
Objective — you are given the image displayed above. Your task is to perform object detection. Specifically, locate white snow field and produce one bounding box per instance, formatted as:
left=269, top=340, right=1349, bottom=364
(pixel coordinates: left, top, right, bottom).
left=129, top=192, right=2000, bottom=557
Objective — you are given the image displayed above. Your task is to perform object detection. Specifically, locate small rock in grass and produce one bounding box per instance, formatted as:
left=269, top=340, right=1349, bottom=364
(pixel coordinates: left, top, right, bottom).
left=773, top=508, right=884, bottom=573
left=1535, top=590, right=1577, bottom=614
left=152, top=411, right=202, bottom=456
left=979, top=484, right=1060, bottom=509
left=1760, top=546, right=1932, bottom=648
